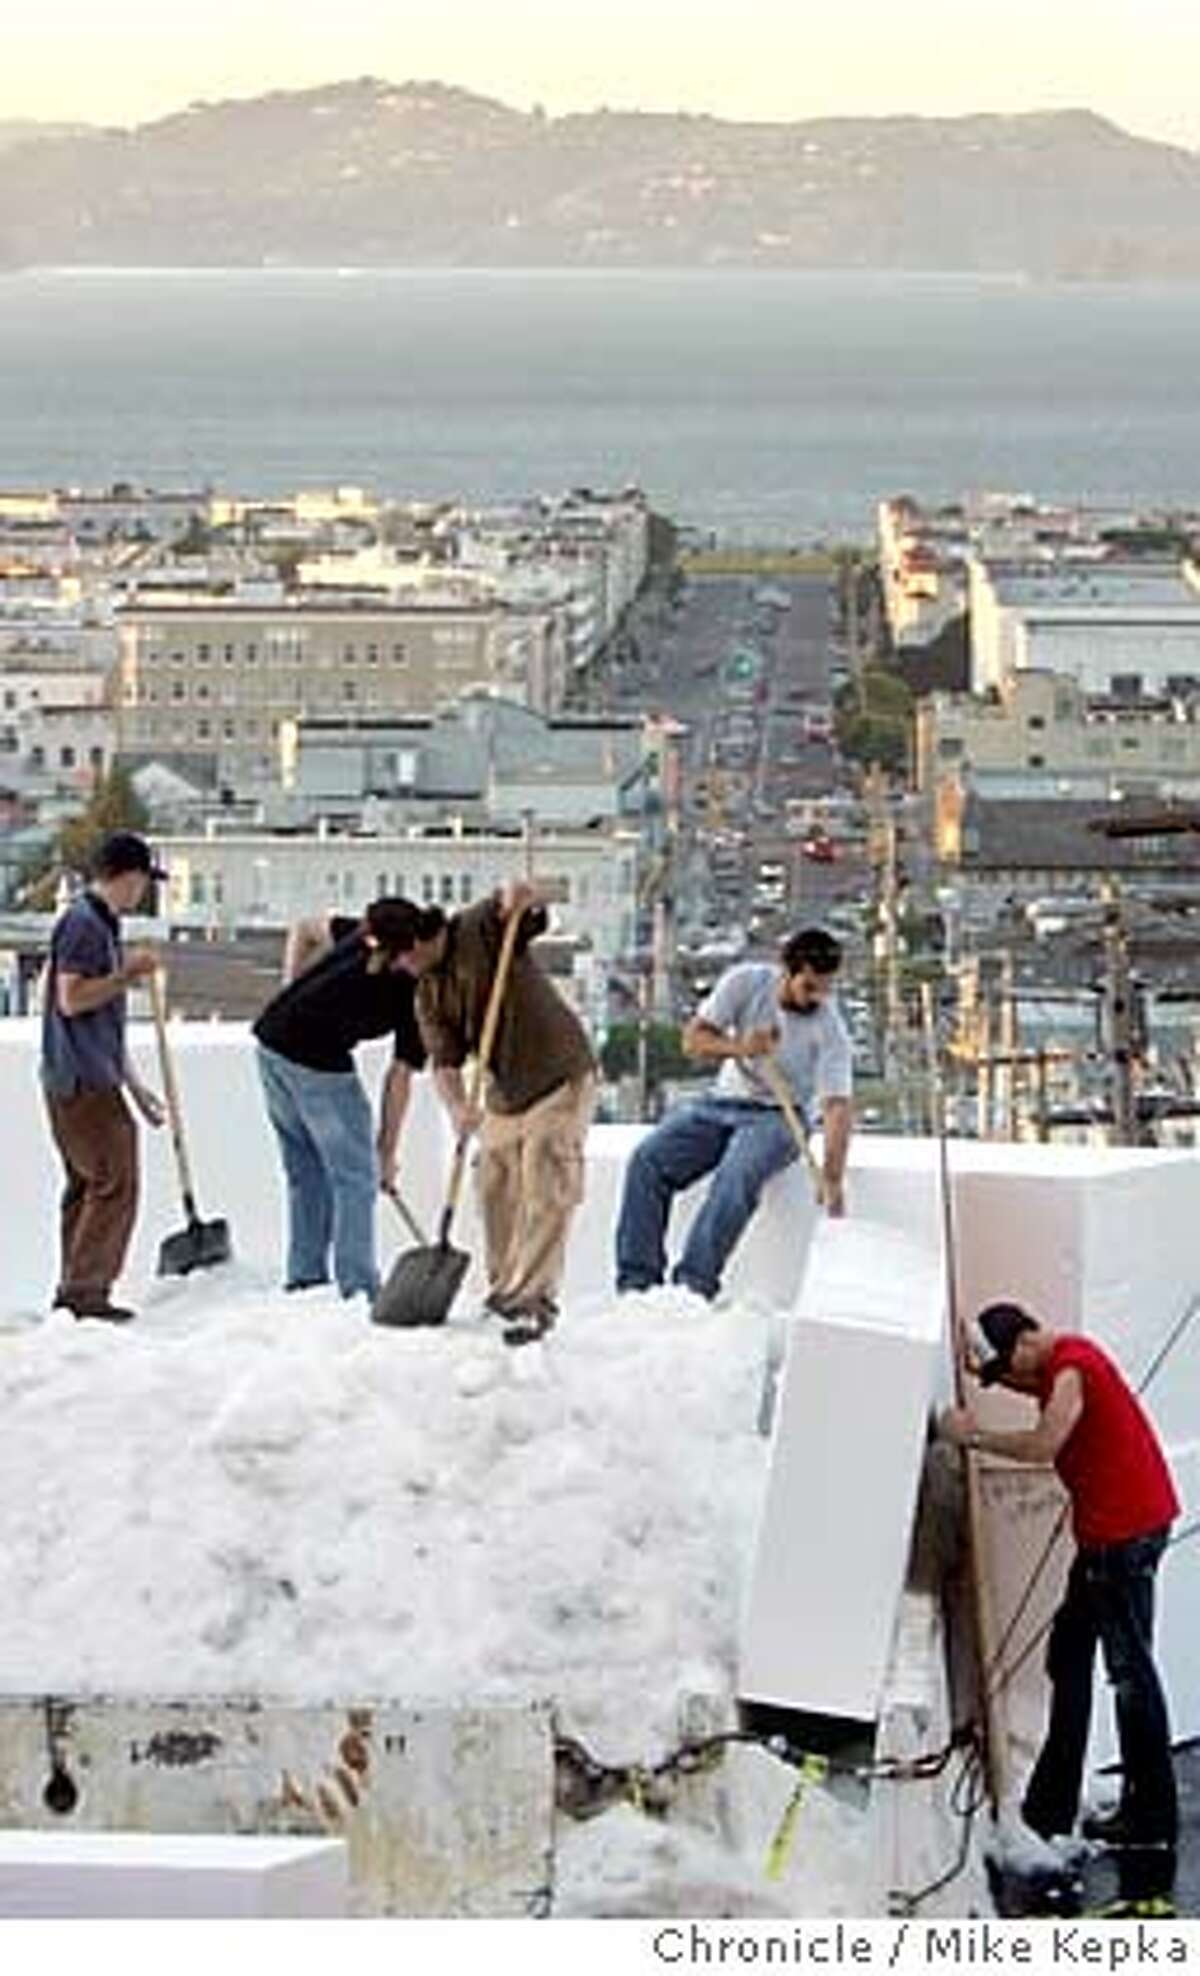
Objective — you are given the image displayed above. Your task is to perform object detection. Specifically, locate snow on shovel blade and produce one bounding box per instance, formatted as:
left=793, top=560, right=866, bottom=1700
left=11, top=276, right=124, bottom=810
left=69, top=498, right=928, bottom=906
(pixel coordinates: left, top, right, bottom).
left=157, top=1215, right=232, bottom=1278
left=371, top=1240, right=469, bottom=1328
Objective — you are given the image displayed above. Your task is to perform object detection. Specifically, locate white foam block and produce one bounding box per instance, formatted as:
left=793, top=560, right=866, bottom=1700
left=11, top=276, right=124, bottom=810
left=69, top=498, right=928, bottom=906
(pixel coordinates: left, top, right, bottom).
left=0, top=1830, right=347, bottom=1918
left=740, top=1219, right=946, bottom=1721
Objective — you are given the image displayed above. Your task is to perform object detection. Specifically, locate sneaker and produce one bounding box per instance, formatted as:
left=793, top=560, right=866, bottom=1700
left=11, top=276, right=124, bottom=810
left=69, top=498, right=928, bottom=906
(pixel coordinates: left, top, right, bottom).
left=482, top=1289, right=517, bottom=1319
left=501, top=1297, right=558, bottom=1348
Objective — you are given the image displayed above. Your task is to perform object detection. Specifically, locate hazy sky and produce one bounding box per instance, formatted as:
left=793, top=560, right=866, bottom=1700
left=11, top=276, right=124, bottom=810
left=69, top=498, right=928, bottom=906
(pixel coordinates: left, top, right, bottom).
left=7, top=0, right=1200, bottom=149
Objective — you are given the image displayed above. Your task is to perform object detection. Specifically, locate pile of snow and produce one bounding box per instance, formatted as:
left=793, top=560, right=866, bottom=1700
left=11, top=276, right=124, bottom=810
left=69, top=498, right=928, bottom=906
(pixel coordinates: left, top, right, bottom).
left=0, top=1267, right=776, bottom=1761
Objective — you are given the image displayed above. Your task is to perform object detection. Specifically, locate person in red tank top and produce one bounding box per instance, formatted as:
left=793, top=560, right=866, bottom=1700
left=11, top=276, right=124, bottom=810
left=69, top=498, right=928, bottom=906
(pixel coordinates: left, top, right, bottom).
left=940, top=1301, right=1179, bottom=1910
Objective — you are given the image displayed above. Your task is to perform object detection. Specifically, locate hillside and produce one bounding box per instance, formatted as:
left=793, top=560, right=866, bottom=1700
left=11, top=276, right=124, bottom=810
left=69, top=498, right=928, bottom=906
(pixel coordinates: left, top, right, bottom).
left=2, top=81, right=1199, bottom=276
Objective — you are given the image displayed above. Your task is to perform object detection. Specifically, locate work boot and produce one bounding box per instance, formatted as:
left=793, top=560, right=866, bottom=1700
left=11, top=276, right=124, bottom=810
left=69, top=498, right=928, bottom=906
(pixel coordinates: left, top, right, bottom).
left=1081, top=1804, right=1170, bottom=1849
left=57, top=1297, right=136, bottom=1324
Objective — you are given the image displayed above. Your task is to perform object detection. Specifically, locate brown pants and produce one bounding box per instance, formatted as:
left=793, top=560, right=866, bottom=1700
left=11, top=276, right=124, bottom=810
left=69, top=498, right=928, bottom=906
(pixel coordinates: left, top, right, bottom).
left=45, top=1087, right=138, bottom=1307
left=478, top=1074, right=595, bottom=1309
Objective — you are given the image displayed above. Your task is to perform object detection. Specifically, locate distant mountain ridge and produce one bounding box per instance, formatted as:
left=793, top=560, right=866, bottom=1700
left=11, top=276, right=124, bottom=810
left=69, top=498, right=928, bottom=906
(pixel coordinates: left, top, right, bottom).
left=2, top=80, right=1200, bottom=277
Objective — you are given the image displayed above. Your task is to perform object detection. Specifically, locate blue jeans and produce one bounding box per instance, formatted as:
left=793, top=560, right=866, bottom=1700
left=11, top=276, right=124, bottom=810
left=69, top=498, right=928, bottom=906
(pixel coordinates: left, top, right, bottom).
left=257, top=1045, right=379, bottom=1299
left=1022, top=1528, right=1177, bottom=1863
left=615, top=1095, right=797, bottom=1300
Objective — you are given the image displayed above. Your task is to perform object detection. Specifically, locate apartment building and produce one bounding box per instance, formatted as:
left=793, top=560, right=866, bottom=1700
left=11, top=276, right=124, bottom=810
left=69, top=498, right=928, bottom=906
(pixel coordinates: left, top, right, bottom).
left=115, top=596, right=507, bottom=785
left=917, top=669, right=1200, bottom=804
left=877, top=497, right=970, bottom=649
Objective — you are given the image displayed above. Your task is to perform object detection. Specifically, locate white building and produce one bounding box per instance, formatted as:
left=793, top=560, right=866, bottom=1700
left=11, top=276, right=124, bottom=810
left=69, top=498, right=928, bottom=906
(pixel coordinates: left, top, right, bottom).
left=158, top=822, right=639, bottom=964
left=968, top=556, right=1200, bottom=698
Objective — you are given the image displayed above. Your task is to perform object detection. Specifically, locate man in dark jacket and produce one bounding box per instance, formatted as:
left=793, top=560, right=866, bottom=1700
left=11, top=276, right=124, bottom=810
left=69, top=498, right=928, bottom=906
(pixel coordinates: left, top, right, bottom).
left=253, top=897, right=433, bottom=1300
left=940, top=1301, right=1179, bottom=1915
left=41, top=831, right=166, bottom=1322
left=397, top=882, right=596, bottom=1344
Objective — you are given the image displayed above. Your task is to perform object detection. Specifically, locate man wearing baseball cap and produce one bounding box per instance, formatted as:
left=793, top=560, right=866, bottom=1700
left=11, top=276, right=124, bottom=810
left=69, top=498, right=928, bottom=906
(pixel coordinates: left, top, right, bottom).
left=939, top=1301, right=1179, bottom=1914
left=40, top=832, right=167, bottom=1322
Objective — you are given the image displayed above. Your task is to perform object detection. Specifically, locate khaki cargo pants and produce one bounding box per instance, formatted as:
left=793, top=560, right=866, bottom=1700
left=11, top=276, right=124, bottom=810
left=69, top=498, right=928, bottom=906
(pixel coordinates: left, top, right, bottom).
left=477, top=1073, right=596, bottom=1310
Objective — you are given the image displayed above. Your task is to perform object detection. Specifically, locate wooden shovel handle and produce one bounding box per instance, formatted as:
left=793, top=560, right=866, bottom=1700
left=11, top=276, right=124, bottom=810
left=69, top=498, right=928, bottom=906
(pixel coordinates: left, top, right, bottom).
left=441, top=905, right=526, bottom=1230
left=758, top=1055, right=826, bottom=1207
left=148, top=966, right=198, bottom=1213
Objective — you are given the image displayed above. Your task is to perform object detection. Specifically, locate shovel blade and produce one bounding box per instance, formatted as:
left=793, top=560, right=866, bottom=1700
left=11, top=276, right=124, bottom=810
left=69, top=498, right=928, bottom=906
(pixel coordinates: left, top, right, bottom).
left=371, top=1242, right=469, bottom=1328
left=157, top=1216, right=233, bottom=1278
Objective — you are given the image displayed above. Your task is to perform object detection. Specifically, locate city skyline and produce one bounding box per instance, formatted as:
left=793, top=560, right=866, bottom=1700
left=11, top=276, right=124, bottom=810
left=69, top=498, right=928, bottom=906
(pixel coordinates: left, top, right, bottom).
left=6, top=0, right=1200, bottom=152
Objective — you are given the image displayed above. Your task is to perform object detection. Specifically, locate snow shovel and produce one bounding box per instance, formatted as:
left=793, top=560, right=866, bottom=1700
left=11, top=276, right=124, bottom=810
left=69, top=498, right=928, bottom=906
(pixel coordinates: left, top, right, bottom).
left=148, top=968, right=233, bottom=1276
left=372, top=905, right=524, bottom=1328
left=757, top=1055, right=826, bottom=1207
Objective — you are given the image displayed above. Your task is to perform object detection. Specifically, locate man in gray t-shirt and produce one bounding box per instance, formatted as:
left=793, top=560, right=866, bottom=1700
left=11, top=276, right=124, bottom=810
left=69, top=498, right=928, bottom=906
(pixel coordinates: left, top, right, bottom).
left=614, top=927, right=852, bottom=1302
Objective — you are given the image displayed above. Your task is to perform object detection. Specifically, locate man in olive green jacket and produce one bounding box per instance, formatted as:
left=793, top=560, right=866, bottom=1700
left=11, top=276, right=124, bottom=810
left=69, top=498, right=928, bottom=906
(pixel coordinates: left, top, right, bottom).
left=398, top=882, right=596, bottom=1344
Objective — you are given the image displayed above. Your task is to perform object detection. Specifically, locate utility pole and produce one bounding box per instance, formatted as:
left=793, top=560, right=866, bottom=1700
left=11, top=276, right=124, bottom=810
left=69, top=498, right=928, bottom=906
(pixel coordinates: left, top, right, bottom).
left=999, top=949, right=1018, bottom=1141
left=1099, top=879, right=1138, bottom=1146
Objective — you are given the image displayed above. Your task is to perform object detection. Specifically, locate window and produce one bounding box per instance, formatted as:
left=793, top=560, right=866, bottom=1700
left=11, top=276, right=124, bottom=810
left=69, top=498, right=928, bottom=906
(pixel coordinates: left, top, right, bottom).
left=223, top=643, right=235, bottom=665
left=440, top=873, right=456, bottom=904
left=222, top=718, right=236, bottom=740
left=366, top=644, right=379, bottom=665
left=343, top=644, right=357, bottom=665
left=89, top=746, right=103, bottom=768
left=421, top=874, right=435, bottom=904
left=245, top=643, right=258, bottom=666
left=376, top=873, right=388, bottom=897
left=190, top=872, right=206, bottom=907
left=343, top=680, right=357, bottom=701
left=196, top=643, right=211, bottom=665
left=1027, top=754, right=1045, bottom=769
left=196, top=681, right=211, bottom=702
left=1027, top=715, right=1045, bottom=731
left=197, top=719, right=211, bottom=740
left=459, top=872, right=473, bottom=903
left=171, top=681, right=186, bottom=701
left=30, top=745, right=44, bottom=769
left=392, top=642, right=407, bottom=665
left=60, top=746, right=76, bottom=769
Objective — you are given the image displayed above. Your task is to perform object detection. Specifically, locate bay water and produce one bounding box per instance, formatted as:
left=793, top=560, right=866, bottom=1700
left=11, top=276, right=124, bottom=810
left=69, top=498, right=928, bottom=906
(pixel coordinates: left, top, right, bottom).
left=2, top=267, right=1199, bottom=539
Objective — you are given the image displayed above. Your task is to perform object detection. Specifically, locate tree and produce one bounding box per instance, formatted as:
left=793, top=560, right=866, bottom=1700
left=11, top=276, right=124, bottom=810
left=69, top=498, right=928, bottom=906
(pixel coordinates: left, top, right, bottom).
left=56, top=767, right=150, bottom=877
left=599, top=1020, right=695, bottom=1087
left=20, top=766, right=152, bottom=909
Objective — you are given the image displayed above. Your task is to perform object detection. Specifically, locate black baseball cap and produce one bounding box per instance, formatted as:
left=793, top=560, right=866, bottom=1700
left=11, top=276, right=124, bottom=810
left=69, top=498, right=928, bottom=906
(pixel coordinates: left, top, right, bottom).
left=976, top=1302, right=1038, bottom=1386
left=92, top=831, right=168, bottom=882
